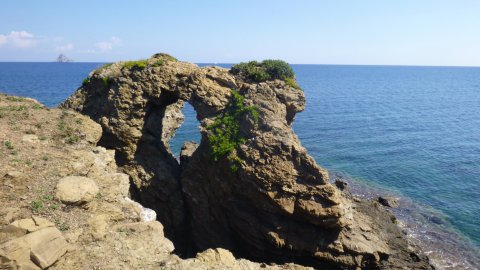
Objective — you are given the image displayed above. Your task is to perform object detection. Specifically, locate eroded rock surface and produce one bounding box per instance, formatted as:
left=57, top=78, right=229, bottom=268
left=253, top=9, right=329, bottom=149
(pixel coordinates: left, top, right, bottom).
left=60, top=54, right=433, bottom=269
left=55, top=176, right=99, bottom=205
left=0, top=94, right=312, bottom=270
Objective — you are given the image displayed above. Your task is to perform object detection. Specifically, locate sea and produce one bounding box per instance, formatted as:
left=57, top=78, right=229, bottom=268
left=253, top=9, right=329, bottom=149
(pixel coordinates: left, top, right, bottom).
left=0, top=62, right=479, bottom=269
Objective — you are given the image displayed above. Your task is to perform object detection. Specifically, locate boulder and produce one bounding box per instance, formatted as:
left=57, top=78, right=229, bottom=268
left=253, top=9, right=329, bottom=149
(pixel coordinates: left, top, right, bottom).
left=10, top=216, right=55, bottom=233
left=378, top=196, right=399, bottom=208
left=0, top=225, right=68, bottom=269
left=27, top=227, right=69, bottom=269
left=55, top=176, right=99, bottom=205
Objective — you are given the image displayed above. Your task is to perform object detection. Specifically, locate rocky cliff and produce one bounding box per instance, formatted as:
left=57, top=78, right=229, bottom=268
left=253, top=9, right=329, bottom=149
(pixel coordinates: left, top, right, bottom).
left=58, top=54, right=433, bottom=269
left=0, top=94, right=310, bottom=270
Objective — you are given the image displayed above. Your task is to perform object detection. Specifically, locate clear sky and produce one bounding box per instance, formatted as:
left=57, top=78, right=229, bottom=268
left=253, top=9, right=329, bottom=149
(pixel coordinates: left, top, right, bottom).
left=0, top=0, right=479, bottom=66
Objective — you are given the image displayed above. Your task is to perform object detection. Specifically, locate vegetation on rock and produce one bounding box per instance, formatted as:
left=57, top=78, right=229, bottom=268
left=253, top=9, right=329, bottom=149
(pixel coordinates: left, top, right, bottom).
left=207, top=89, right=258, bottom=170
left=94, top=63, right=113, bottom=74
left=102, top=77, right=111, bottom=87
left=122, top=60, right=149, bottom=69
left=151, top=53, right=178, bottom=62
left=230, top=59, right=301, bottom=89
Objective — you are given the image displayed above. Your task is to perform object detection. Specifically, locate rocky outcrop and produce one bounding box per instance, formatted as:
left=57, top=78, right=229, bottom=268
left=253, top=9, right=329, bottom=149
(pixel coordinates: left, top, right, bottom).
left=60, top=54, right=432, bottom=269
left=0, top=217, right=68, bottom=269
left=55, top=176, right=99, bottom=205
left=1, top=94, right=307, bottom=269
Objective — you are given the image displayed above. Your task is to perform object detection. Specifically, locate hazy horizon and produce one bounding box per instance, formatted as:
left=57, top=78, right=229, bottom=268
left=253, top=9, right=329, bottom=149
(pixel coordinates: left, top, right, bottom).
left=1, top=0, right=479, bottom=66
left=2, top=61, right=480, bottom=68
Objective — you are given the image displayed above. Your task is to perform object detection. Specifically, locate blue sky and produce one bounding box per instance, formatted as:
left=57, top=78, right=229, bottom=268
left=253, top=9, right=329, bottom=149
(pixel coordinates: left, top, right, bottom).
left=0, top=0, right=479, bottom=65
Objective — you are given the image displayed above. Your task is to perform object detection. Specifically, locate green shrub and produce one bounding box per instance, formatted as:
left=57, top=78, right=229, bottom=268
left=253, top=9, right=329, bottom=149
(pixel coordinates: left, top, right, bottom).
left=31, top=104, right=43, bottom=110
left=57, top=116, right=81, bottom=144
left=6, top=97, right=24, bottom=102
left=152, top=60, right=165, bottom=67
left=207, top=90, right=258, bottom=170
left=65, top=134, right=80, bottom=144
left=102, top=77, right=111, bottom=87
left=4, top=141, right=14, bottom=150
left=230, top=59, right=296, bottom=84
left=82, top=78, right=90, bottom=86
left=151, top=53, right=177, bottom=62
left=122, top=60, right=148, bottom=70
left=31, top=200, right=43, bottom=212
left=284, top=77, right=301, bottom=89
left=262, top=59, right=295, bottom=80
left=58, top=223, right=70, bottom=231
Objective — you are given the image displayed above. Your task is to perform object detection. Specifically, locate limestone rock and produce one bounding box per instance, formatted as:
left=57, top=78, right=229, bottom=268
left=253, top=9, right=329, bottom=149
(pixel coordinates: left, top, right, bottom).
left=55, top=176, right=99, bottom=205
left=27, top=227, right=68, bottom=269
left=180, top=141, right=198, bottom=167
left=61, top=53, right=433, bottom=269
left=21, top=135, right=39, bottom=144
left=0, top=225, right=68, bottom=269
left=10, top=216, right=55, bottom=233
left=0, top=225, right=27, bottom=244
left=87, top=214, right=108, bottom=240
left=167, top=248, right=314, bottom=270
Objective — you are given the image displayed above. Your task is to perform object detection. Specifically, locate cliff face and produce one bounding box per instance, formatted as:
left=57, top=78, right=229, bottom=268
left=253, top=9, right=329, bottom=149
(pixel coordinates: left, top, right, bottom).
left=61, top=54, right=432, bottom=269
left=0, top=94, right=311, bottom=270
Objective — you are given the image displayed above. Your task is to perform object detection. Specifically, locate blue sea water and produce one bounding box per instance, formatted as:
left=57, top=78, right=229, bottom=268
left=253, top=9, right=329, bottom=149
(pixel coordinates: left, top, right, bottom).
left=0, top=62, right=479, bottom=268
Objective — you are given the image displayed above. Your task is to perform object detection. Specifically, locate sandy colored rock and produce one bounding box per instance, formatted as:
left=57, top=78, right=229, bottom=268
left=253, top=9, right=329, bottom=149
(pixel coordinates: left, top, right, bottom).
left=87, top=215, right=109, bottom=240
left=60, top=53, right=433, bottom=269
left=26, top=227, right=68, bottom=269
left=10, top=216, right=55, bottom=233
left=4, top=171, right=22, bottom=179
left=55, top=176, right=99, bottom=205
left=167, top=248, right=314, bottom=270
left=0, top=226, right=68, bottom=270
left=0, top=225, right=27, bottom=244
left=21, top=134, right=39, bottom=144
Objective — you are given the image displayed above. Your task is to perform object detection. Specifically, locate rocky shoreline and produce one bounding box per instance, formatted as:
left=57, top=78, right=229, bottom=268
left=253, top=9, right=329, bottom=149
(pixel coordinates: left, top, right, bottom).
left=1, top=54, right=434, bottom=269
left=329, top=172, right=480, bottom=270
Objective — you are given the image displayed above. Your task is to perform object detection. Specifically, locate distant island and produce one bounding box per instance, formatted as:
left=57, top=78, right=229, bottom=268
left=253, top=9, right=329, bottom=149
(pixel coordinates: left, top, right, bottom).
left=56, top=54, right=73, bottom=63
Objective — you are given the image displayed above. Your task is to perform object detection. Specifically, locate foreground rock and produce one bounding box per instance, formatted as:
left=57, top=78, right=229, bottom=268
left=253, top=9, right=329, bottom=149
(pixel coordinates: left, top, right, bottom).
left=0, top=94, right=311, bottom=269
left=0, top=217, right=68, bottom=269
left=55, top=176, right=99, bottom=205
left=61, top=54, right=433, bottom=269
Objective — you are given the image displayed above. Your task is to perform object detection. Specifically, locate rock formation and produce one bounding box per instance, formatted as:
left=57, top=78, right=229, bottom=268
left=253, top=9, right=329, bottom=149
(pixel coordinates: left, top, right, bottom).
left=1, top=94, right=307, bottom=270
left=60, top=54, right=433, bottom=269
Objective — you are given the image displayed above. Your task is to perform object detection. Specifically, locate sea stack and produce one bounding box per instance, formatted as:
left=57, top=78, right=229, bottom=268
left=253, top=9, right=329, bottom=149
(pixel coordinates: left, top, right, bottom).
left=59, top=53, right=433, bottom=269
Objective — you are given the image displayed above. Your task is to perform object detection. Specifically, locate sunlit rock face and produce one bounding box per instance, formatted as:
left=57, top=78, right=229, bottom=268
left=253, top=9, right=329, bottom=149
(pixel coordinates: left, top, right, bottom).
left=61, top=54, right=432, bottom=269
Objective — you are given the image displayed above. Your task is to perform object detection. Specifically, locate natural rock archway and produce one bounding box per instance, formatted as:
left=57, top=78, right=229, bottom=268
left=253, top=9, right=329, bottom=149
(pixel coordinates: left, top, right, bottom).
left=61, top=54, right=432, bottom=269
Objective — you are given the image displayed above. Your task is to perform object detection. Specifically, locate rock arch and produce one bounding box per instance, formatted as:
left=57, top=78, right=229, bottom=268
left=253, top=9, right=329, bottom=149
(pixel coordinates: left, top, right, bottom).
left=61, top=54, right=432, bottom=269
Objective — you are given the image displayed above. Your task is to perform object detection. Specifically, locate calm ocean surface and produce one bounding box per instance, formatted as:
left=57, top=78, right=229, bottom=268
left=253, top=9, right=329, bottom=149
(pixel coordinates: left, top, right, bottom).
left=1, top=62, right=479, bottom=268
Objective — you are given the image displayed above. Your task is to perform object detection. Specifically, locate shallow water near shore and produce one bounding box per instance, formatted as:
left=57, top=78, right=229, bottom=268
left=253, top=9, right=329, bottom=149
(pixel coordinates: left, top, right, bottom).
left=330, top=170, right=480, bottom=269
left=0, top=62, right=478, bottom=269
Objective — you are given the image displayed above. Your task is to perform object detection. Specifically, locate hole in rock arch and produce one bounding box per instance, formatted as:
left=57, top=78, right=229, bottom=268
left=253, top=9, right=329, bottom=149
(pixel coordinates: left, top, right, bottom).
left=169, top=102, right=201, bottom=159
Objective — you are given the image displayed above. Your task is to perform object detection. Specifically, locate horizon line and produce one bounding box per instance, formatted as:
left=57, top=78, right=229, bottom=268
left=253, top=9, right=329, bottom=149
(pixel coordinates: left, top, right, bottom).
left=0, top=61, right=479, bottom=68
